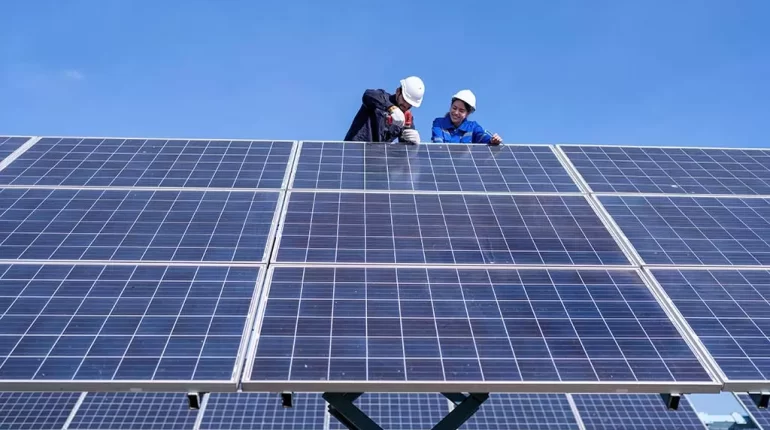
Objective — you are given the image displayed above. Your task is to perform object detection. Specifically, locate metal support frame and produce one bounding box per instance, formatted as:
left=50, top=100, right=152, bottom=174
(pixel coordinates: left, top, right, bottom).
left=323, top=392, right=489, bottom=430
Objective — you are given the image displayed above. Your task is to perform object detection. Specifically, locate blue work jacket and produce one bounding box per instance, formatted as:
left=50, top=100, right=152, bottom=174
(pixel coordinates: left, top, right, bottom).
left=431, top=114, right=493, bottom=144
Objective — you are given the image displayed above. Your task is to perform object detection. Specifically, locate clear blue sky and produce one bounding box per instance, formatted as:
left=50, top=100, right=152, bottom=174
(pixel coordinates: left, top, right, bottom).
left=1, top=0, right=769, bottom=147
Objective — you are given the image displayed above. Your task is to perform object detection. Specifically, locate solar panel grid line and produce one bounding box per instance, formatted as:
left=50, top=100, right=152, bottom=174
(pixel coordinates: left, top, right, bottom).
left=558, top=144, right=770, bottom=196
left=0, top=391, right=83, bottom=430
left=0, top=188, right=283, bottom=265
left=198, top=392, right=326, bottom=430
left=0, top=136, right=40, bottom=173
left=564, top=394, right=588, bottom=430
left=60, top=392, right=88, bottom=430
left=646, top=267, right=770, bottom=392
left=570, top=393, right=709, bottom=430
left=0, top=137, right=295, bottom=190
left=636, top=267, right=727, bottom=385
left=460, top=394, right=582, bottom=430
left=583, top=195, right=645, bottom=268
left=66, top=392, right=199, bottom=430
left=290, top=141, right=582, bottom=194
left=242, top=265, right=722, bottom=393
left=0, top=263, right=265, bottom=392
left=549, top=145, right=590, bottom=194
left=270, top=190, right=633, bottom=267
left=327, top=393, right=450, bottom=430
left=737, top=393, right=770, bottom=430
left=597, top=194, right=770, bottom=268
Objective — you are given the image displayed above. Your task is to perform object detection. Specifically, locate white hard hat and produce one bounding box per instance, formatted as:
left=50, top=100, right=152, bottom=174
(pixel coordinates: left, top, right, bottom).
left=452, top=89, right=476, bottom=112
left=400, top=76, right=425, bottom=108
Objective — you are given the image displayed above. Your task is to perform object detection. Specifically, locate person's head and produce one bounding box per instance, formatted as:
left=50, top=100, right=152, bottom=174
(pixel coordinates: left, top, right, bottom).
left=395, top=76, right=425, bottom=111
left=449, top=89, right=476, bottom=126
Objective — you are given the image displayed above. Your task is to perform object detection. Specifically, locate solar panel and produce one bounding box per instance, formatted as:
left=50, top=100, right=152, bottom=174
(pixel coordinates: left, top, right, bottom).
left=650, top=269, right=770, bottom=387
left=572, top=394, right=707, bottom=430
left=0, top=392, right=80, bottom=430
left=561, top=145, right=770, bottom=195
left=199, top=393, right=325, bottom=430
left=328, top=393, right=449, bottom=430
left=738, top=394, right=770, bottom=429
left=243, top=267, right=717, bottom=391
left=292, top=141, right=580, bottom=193
left=0, top=136, right=31, bottom=163
left=67, top=392, right=197, bottom=430
left=600, top=195, right=770, bottom=266
left=461, top=394, right=579, bottom=430
left=0, top=188, right=280, bottom=263
left=274, top=192, right=630, bottom=265
left=0, top=263, right=262, bottom=389
left=0, top=138, right=294, bottom=189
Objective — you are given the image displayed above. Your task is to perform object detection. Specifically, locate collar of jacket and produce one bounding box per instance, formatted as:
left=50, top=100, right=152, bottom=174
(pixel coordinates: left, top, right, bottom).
left=439, top=113, right=472, bottom=131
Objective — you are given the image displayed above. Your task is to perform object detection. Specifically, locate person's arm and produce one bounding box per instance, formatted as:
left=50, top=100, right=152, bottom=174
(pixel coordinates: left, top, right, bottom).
left=362, top=89, right=394, bottom=112
left=472, top=123, right=494, bottom=144
left=431, top=119, right=445, bottom=143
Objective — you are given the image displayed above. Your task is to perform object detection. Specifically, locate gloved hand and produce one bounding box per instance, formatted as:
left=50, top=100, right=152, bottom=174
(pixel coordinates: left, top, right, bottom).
left=388, top=106, right=405, bottom=127
left=402, top=129, right=420, bottom=144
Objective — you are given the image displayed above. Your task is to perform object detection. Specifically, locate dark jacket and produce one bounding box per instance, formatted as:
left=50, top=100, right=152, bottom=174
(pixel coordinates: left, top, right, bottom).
left=344, top=89, right=414, bottom=143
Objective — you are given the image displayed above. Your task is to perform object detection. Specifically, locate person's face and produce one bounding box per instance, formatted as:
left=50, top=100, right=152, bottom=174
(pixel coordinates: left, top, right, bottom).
left=396, top=89, right=413, bottom=111
left=450, top=99, right=469, bottom=125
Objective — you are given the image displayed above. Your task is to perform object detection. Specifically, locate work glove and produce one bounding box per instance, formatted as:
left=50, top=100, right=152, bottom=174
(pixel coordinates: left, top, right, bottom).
left=402, top=129, right=420, bottom=144
left=387, top=106, right=405, bottom=127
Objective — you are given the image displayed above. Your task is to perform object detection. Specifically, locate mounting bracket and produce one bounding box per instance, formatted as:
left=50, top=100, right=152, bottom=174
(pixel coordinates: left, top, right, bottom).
left=660, top=393, right=680, bottom=410
left=187, top=392, right=207, bottom=410
left=749, top=392, right=770, bottom=409
left=323, top=392, right=489, bottom=430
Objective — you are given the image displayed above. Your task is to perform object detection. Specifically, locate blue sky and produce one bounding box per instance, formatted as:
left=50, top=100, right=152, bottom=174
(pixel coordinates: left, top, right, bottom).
left=1, top=0, right=769, bottom=147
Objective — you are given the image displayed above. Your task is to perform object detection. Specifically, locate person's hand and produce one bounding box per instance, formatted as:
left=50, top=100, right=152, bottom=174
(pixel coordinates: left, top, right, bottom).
left=402, top=129, right=420, bottom=144
left=388, top=106, right=405, bottom=127
left=489, top=133, right=502, bottom=145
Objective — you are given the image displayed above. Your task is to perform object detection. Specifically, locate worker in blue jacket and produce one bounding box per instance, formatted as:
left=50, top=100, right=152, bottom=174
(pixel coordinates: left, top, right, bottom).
left=431, top=90, right=502, bottom=145
left=343, top=76, right=424, bottom=144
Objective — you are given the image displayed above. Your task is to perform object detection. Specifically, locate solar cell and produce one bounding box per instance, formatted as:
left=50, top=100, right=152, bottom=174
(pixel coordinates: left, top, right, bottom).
left=0, top=138, right=294, bottom=189
left=461, top=394, right=579, bottom=430
left=650, top=269, right=770, bottom=386
left=561, top=145, right=770, bottom=195
left=0, top=263, right=262, bottom=389
left=199, top=393, right=325, bottom=430
left=599, top=195, right=770, bottom=266
left=572, top=394, right=707, bottom=430
left=328, top=393, right=449, bottom=430
left=0, top=136, right=32, bottom=163
left=0, top=188, right=279, bottom=263
left=738, top=394, right=770, bottom=429
left=68, top=392, right=197, bottom=430
left=244, top=267, right=716, bottom=391
left=292, top=141, right=580, bottom=193
left=274, top=192, right=630, bottom=266
left=0, top=392, right=80, bottom=430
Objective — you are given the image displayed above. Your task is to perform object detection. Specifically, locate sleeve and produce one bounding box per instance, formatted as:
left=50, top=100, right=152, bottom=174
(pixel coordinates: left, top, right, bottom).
left=431, top=118, right=445, bottom=143
left=397, top=111, right=415, bottom=143
left=362, top=89, right=394, bottom=112
left=472, top=123, right=493, bottom=144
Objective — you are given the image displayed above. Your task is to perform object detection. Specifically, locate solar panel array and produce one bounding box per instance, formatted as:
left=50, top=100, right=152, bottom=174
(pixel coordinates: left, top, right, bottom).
left=0, top=137, right=289, bottom=393
left=0, top=391, right=720, bottom=429
left=0, top=136, right=32, bottom=163
left=1, top=136, right=769, bottom=426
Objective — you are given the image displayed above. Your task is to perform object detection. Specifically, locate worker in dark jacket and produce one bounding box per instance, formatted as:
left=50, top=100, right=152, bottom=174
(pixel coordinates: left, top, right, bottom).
left=343, top=76, right=425, bottom=144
